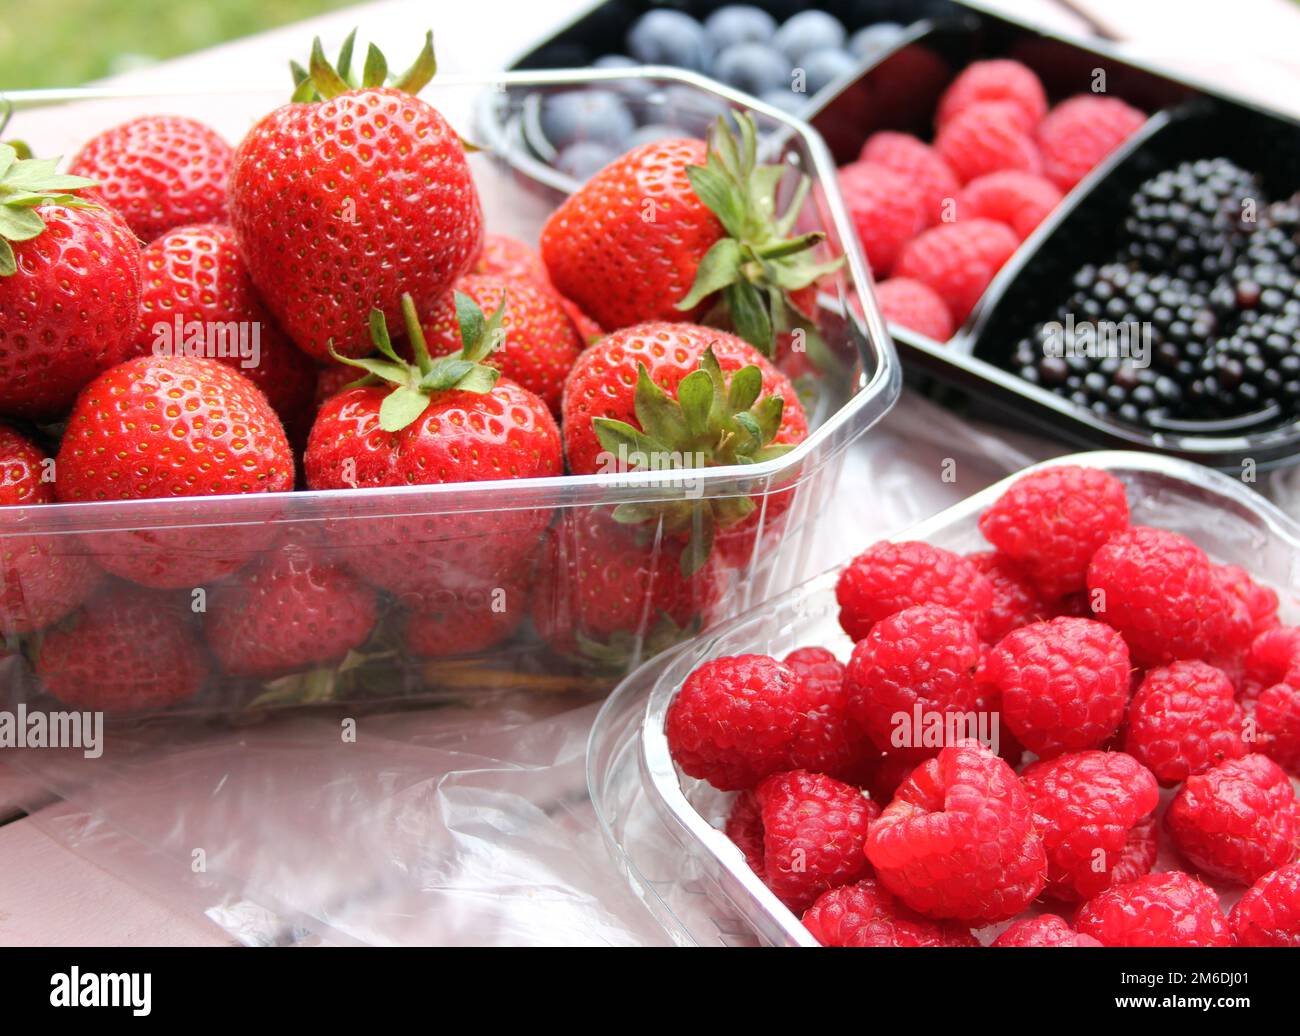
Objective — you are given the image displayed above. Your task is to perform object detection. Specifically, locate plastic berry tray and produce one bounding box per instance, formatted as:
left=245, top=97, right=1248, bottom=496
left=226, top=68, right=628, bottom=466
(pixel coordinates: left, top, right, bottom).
left=586, top=450, right=1300, bottom=947
left=0, top=70, right=898, bottom=722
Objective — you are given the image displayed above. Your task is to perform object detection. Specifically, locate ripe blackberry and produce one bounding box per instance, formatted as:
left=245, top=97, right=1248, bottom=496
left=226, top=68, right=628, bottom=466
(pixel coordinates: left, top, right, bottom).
left=1124, top=157, right=1262, bottom=284
left=1191, top=311, right=1300, bottom=418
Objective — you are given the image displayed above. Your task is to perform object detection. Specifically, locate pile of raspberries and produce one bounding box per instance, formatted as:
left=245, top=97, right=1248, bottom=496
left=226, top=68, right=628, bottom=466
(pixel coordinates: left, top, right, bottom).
left=666, top=464, right=1300, bottom=947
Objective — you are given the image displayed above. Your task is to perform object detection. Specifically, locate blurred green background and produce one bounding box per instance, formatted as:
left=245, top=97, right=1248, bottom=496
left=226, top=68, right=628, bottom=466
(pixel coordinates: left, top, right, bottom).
left=0, top=0, right=358, bottom=89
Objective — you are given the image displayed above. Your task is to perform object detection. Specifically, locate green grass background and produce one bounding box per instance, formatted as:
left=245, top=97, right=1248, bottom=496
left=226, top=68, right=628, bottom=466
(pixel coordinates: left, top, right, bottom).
left=0, top=0, right=358, bottom=89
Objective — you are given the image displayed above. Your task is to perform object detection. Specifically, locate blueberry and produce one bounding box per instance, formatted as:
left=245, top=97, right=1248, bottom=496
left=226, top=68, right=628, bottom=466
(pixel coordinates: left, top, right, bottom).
left=759, top=87, right=806, bottom=115
left=703, top=5, right=778, bottom=49
left=626, top=10, right=713, bottom=72
left=593, top=54, right=655, bottom=101
left=772, top=10, right=845, bottom=63
left=711, top=42, right=790, bottom=96
left=800, top=47, right=858, bottom=94
left=555, top=141, right=620, bottom=181
left=657, top=84, right=732, bottom=133
left=539, top=90, right=635, bottom=151
left=627, top=123, right=680, bottom=149
left=847, top=22, right=906, bottom=60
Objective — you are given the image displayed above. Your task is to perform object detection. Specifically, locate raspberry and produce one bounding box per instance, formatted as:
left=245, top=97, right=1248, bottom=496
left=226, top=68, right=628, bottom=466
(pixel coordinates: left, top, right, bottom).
left=978, top=465, right=1130, bottom=598
left=1075, top=872, right=1231, bottom=947
left=861, top=750, right=920, bottom=807
left=802, top=878, right=977, bottom=947
left=1037, top=95, right=1146, bottom=191
left=1252, top=681, right=1300, bottom=773
left=934, top=102, right=1042, bottom=184
left=894, top=218, right=1020, bottom=324
left=983, top=617, right=1130, bottom=759
left=1123, top=661, right=1248, bottom=785
left=954, top=170, right=1062, bottom=241
left=992, top=914, right=1103, bottom=947
left=782, top=647, right=875, bottom=783
left=835, top=540, right=993, bottom=643
left=858, top=131, right=960, bottom=226
left=1245, top=625, right=1300, bottom=689
left=845, top=605, right=983, bottom=758
left=1229, top=861, right=1300, bottom=946
left=1217, top=564, right=1279, bottom=637
left=728, top=770, right=878, bottom=913
left=865, top=740, right=1046, bottom=924
left=1111, top=814, right=1160, bottom=887
left=837, top=162, right=928, bottom=274
left=968, top=550, right=1051, bottom=643
left=935, top=59, right=1048, bottom=132
left=1165, top=753, right=1299, bottom=885
left=873, top=277, right=954, bottom=341
left=1021, top=750, right=1160, bottom=902
left=665, top=654, right=805, bottom=790
left=1087, top=526, right=1248, bottom=668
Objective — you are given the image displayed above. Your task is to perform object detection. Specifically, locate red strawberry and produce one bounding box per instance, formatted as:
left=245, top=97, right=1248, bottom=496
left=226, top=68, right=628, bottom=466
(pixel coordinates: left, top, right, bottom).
left=136, top=223, right=317, bottom=444
left=421, top=274, right=582, bottom=414
left=400, top=556, right=532, bottom=659
left=54, top=355, right=293, bottom=587
left=0, top=148, right=140, bottom=420
left=203, top=532, right=379, bottom=679
left=228, top=33, right=483, bottom=361
left=561, top=322, right=808, bottom=572
left=37, top=586, right=208, bottom=712
left=541, top=115, right=838, bottom=351
left=304, top=292, right=561, bottom=596
left=473, top=233, right=549, bottom=283
left=0, top=424, right=102, bottom=633
left=67, top=116, right=232, bottom=242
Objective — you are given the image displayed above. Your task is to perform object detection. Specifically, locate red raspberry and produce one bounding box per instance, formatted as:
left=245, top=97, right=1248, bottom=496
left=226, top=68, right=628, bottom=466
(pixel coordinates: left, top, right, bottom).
left=1229, top=861, right=1300, bottom=946
left=861, top=750, right=920, bottom=807
left=935, top=59, right=1048, bottom=132
left=666, top=654, right=804, bottom=790
left=1075, top=872, right=1231, bottom=947
left=727, top=770, right=878, bottom=913
left=835, top=540, right=993, bottom=643
left=802, top=878, right=977, bottom=947
left=979, top=465, right=1130, bottom=598
left=1123, top=661, right=1248, bottom=785
left=894, top=218, right=1020, bottom=324
left=1037, top=95, right=1146, bottom=190
left=782, top=647, right=875, bottom=784
left=1245, top=625, right=1300, bottom=690
left=1252, top=681, right=1300, bottom=773
left=934, top=102, right=1042, bottom=184
left=1087, top=526, right=1248, bottom=668
left=992, top=914, right=1103, bottom=947
left=1217, top=564, right=1279, bottom=637
left=1021, top=750, right=1160, bottom=902
left=865, top=740, right=1046, bottom=924
left=1111, top=814, right=1160, bottom=887
left=857, top=131, right=960, bottom=226
left=845, top=605, right=984, bottom=758
left=1165, top=753, right=1299, bottom=885
left=837, top=162, right=928, bottom=274
left=873, top=277, right=954, bottom=341
left=968, top=550, right=1051, bottom=643
left=955, top=170, right=1062, bottom=240
left=983, top=617, right=1130, bottom=759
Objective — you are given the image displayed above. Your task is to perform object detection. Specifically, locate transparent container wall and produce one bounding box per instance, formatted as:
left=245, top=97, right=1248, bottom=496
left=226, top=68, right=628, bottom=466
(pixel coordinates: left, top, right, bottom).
left=588, top=451, right=1300, bottom=946
left=0, top=72, right=898, bottom=725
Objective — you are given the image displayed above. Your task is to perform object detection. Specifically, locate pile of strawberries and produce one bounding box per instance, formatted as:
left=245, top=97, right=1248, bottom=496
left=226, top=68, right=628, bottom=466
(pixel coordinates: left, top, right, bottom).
left=837, top=58, right=1146, bottom=340
left=666, top=463, right=1300, bottom=947
left=0, top=30, right=840, bottom=711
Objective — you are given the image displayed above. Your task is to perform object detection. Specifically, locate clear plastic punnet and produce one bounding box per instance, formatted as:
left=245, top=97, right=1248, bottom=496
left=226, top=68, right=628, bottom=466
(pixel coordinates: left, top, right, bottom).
left=0, top=69, right=900, bottom=723
left=588, top=450, right=1300, bottom=946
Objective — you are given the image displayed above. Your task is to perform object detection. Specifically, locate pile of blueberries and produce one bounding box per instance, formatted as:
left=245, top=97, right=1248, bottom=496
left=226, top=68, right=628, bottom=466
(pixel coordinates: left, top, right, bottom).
left=540, top=6, right=906, bottom=179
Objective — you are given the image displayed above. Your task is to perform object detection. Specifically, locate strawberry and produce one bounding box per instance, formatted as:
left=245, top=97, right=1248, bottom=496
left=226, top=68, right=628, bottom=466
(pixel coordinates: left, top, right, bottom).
left=228, top=32, right=483, bottom=361
left=399, top=555, right=532, bottom=658
left=304, top=291, right=561, bottom=596
left=474, top=232, right=604, bottom=343
left=561, top=322, right=808, bottom=572
left=67, top=115, right=232, bottom=242
left=137, top=223, right=318, bottom=444
left=421, top=273, right=582, bottom=414
left=0, top=424, right=103, bottom=633
left=36, top=585, right=208, bottom=712
left=203, top=531, right=379, bottom=679
left=54, top=355, right=293, bottom=587
left=540, top=115, right=839, bottom=352
left=0, top=144, right=140, bottom=420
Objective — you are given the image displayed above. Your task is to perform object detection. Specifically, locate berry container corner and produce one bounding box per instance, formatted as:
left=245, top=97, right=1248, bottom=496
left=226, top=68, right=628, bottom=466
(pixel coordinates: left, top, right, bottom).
left=586, top=450, right=1300, bottom=946
left=0, top=70, right=899, bottom=724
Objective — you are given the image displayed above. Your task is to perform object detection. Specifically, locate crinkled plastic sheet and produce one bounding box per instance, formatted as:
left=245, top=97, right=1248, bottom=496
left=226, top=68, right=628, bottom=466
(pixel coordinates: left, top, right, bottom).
left=7, top=391, right=1300, bottom=946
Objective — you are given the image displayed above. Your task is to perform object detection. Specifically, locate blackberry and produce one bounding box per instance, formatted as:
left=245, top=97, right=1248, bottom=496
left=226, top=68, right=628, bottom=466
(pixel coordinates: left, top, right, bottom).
left=1124, top=158, right=1263, bottom=284
left=1191, top=311, right=1300, bottom=419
